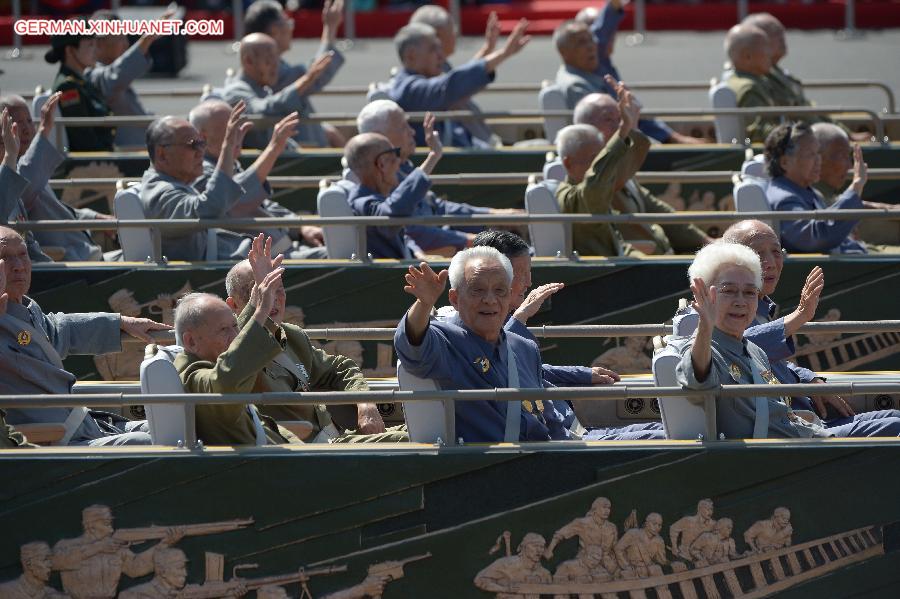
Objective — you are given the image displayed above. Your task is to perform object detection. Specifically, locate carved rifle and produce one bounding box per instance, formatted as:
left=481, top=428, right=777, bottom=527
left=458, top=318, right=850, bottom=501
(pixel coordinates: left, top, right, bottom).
left=176, top=565, right=348, bottom=599
left=113, top=518, right=255, bottom=543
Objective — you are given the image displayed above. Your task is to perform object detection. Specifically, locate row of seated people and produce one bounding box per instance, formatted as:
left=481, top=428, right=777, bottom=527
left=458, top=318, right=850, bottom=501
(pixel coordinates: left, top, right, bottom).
left=3, top=221, right=900, bottom=450
left=37, top=0, right=869, bottom=155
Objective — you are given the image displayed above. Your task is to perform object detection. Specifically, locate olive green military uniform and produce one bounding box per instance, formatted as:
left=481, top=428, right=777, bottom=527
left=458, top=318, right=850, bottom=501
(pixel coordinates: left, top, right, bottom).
left=556, top=130, right=638, bottom=258
left=53, top=64, right=115, bottom=152
left=0, top=410, right=31, bottom=448
left=767, top=65, right=808, bottom=107
left=611, top=130, right=708, bottom=254
left=726, top=70, right=780, bottom=143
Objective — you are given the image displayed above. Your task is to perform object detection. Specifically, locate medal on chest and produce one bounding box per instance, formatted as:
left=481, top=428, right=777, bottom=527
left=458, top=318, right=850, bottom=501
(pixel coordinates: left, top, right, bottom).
left=728, top=363, right=742, bottom=382
left=473, top=356, right=491, bottom=374
left=16, top=331, right=31, bottom=346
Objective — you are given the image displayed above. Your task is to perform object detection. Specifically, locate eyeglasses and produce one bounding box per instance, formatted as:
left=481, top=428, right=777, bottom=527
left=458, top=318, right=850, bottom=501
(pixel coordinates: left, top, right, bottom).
left=162, top=138, right=207, bottom=152
left=715, top=284, right=760, bottom=300
left=374, top=146, right=402, bottom=164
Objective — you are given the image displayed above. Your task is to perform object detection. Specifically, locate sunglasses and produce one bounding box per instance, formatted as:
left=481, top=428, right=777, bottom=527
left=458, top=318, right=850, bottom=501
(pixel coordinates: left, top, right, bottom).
left=374, top=146, right=402, bottom=164
left=162, top=138, right=207, bottom=152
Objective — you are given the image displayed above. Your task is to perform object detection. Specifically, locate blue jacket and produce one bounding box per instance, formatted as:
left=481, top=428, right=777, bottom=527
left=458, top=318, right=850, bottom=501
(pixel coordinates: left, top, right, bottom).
left=395, top=312, right=550, bottom=442
left=388, top=60, right=494, bottom=147
left=767, top=176, right=865, bottom=254
left=347, top=167, right=431, bottom=259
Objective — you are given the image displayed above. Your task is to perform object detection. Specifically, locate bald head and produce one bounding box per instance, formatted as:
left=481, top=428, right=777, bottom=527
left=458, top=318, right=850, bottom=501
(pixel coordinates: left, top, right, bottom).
left=722, top=219, right=777, bottom=245
left=344, top=132, right=397, bottom=191
left=724, top=24, right=771, bottom=75
left=225, top=260, right=254, bottom=307
left=146, top=116, right=205, bottom=182
left=574, top=93, right=620, bottom=140
left=743, top=13, right=786, bottom=63
left=0, top=95, right=36, bottom=159
left=189, top=99, right=231, bottom=158
left=240, top=33, right=279, bottom=87
left=553, top=20, right=598, bottom=72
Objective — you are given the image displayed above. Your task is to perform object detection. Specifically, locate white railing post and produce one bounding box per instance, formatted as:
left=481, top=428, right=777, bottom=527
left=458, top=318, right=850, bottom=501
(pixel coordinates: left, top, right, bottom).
left=232, top=0, right=244, bottom=41
left=345, top=0, right=356, bottom=41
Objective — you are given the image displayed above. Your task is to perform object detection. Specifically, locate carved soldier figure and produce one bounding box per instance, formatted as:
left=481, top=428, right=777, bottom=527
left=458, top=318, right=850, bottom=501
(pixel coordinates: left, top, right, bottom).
left=52, top=505, right=184, bottom=599
left=689, top=518, right=740, bottom=567
left=544, top=497, right=619, bottom=576
left=474, top=533, right=552, bottom=599
left=0, top=542, right=69, bottom=599
left=118, top=548, right=188, bottom=599
left=614, top=513, right=668, bottom=579
left=551, top=544, right=609, bottom=599
left=669, top=499, right=716, bottom=560
left=744, top=507, right=793, bottom=553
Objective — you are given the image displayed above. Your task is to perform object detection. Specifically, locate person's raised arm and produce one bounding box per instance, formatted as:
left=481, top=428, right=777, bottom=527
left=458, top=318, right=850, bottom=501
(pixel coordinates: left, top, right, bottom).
left=249, top=267, right=285, bottom=326
left=249, top=112, right=300, bottom=183
left=294, top=53, right=334, bottom=97
left=474, top=12, right=500, bottom=59
left=483, top=19, right=530, bottom=73
left=0, top=109, right=19, bottom=171
left=781, top=266, right=823, bottom=337
left=321, top=0, right=343, bottom=47
left=689, top=277, right=716, bottom=382
left=216, top=101, right=248, bottom=178
left=403, top=262, right=449, bottom=345
left=419, top=112, right=443, bottom=175
left=849, top=143, right=867, bottom=197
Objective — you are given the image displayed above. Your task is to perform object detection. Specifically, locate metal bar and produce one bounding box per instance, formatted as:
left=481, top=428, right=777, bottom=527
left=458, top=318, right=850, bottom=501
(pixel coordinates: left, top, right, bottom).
left=634, top=0, right=646, bottom=34
left=11, top=0, right=22, bottom=57
left=44, top=168, right=900, bottom=191
left=344, top=0, right=355, bottom=40
left=737, top=0, right=748, bottom=22
left=2, top=382, right=900, bottom=409
left=12, top=209, right=900, bottom=233
left=448, top=0, right=460, bottom=34
left=232, top=0, right=244, bottom=41
left=845, top=0, right=856, bottom=34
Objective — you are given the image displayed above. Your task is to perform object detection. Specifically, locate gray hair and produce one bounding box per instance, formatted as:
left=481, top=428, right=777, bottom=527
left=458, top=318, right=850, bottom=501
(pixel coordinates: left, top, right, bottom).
left=409, top=5, right=452, bottom=30
left=448, top=246, right=513, bottom=290
left=553, top=20, right=588, bottom=53
left=343, top=132, right=390, bottom=176
left=573, top=93, right=618, bottom=127
left=145, top=116, right=180, bottom=164
left=357, top=99, right=403, bottom=135
left=225, top=260, right=254, bottom=304
left=394, top=23, right=437, bottom=62
left=174, top=292, right=222, bottom=341
left=687, top=240, right=762, bottom=288
left=742, top=12, right=784, bottom=37
left=188, top=99, right=231, bottom=132
left=811, top=122, right=849, bottom=149
left=724, top=23, right=767, bottom=63
left=556, top=124, right=604, bottom=159
left=0, top=94, right=28, bottom=113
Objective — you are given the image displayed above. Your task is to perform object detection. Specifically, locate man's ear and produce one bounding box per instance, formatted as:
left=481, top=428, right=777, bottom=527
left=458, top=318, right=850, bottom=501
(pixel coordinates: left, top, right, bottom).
left=225, top=296, right=238, bottom=312
left=448, top=288, right=459, bottom=309
left=181, top=330, right=195, bottom=352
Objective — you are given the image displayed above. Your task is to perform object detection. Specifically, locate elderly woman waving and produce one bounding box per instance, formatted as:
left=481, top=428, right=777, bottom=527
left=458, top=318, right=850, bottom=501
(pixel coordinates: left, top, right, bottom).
left=673, top=241, right=830, bottom=440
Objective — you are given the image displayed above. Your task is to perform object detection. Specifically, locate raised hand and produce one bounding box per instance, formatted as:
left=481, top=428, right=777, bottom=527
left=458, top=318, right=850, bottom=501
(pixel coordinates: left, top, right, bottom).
left=295, top=53, right=334, bottom=95
left=690, top=277, right=717, bottom=331
left=513, top=282, right=564, bottom=324
left=420, top=112, right=443, bottom=175
left=252, top=267, right=285, bottom=324
left=502, top=18, right=531, bottom=58
left=221, top=101, right=247, bottom=169
left=39, top=91, right=62, bottom=139
left=248, top=233, right=285, bottom=286
left=483, top=11, right=500, bottom=53
left=0, top=109, right=19, bottom=168
left=403, top=262, right=449, bottom=309
left=322, top=0, right=344, bottom=34
left=270, top=111, right=300, bottom=153
left=850, top=143, right=868, bottom=196
left=796, top=266, right=823, bottom=323
left=617, top=89, right=641, bottom=137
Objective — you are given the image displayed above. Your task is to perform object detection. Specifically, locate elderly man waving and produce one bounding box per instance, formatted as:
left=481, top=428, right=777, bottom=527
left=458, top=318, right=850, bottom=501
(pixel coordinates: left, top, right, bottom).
left=394, top=247, right=550, bottom=442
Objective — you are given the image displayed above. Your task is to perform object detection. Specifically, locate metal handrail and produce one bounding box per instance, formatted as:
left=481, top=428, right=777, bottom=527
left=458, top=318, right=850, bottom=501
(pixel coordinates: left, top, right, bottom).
left=10, top=209, right=900, bottom=233
left=52, top=106, right=887, bottom=140
left=44, top=168, right=900, bottom=190
left=0, top=382, right=897, bottom=409
left=17, top=80, right=895, bottom=112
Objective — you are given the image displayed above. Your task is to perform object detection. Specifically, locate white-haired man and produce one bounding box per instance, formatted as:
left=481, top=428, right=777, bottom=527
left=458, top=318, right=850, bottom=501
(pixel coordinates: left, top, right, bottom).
left=243, top=0, right=346, bottom=147
left=344, top=113, right=442, bottom=259
left=573, top=91, right=710, bottom=254
left=0, top=92, right=109, bottom=261
left=394, top=247, right=551, bottom=442
left=556, top=85, right=641, bottom=257
left=388, top=20, right=529, bottom=147
left=723, top=23, right=777, bottom=142
left=140, top=103, right=249, bottom=261
left=189, top=99, right=326, bottom=258
left=0, top=225, right=170, bottom=445
left=223, top=32, right=333, bottom=149
left=356, top=99, right=519, bottom=256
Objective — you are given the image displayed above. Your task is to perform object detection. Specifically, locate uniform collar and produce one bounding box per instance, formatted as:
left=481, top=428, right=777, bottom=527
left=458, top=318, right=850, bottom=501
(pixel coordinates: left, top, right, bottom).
left=445, top=312, right=508, bottom=353
left=711, top=326, right=747, bottom=354
left=59, top=63, right=85, bottom=83
left=758, top=296, right=778, bottom=321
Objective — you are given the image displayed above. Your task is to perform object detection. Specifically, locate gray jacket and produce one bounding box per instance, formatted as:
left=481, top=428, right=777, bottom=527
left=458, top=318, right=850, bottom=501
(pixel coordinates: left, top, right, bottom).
left=0, top=296, right=121, bottom=443
left=272, top=43, right=345, bottom=147
left=86, top=43, right=153, bottom=148
left=0, top=164, right=50, bottom=262
left=18, top=135, right=102, bottom=261
left=139, top=164, right=246, bottom=260
left=555, top=64, right=611, bottom=109
left=223, top=72, right=309, bottom=150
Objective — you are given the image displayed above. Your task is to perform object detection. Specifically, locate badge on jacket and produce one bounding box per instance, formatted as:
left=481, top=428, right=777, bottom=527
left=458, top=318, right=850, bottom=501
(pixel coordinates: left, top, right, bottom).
left=760, top=369, right=779, bottom=385
left=59, top=89, right=80, bottom=107
left=473, top=356, right=490, bottom=374
left=729, top=363, right=742, bottom=382
left=16, top=331, right=31, bottom=346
